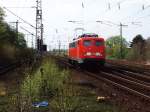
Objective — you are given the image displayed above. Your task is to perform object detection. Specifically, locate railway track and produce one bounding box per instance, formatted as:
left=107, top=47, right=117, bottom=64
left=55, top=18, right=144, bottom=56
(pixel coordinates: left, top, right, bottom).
left=107, top=62, right=150, bottom=76
left=83, top=66, right=150, bottom=101
left=84, top=71, right=150, bottom=101
left=103, top=66, right=150, bottom=85
left=0, top=62, right=20, bottom=75
left=0, top=58, right=36, bottom=75
left=55, top=56, right=150, bottom=102
left=98, top=71, right=149, bottom=98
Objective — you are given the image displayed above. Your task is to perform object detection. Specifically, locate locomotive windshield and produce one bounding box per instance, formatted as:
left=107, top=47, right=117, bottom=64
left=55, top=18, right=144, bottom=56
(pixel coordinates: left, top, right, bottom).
left=83, top=40, right=91, bottom=46
left=83, top=40, right=104, bottom=46
left=95, top=40, right=104, bottom=46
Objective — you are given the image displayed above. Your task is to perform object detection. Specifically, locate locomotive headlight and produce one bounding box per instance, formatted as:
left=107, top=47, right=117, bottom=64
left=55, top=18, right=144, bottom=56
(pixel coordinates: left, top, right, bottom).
left=96, top=52, right=102, bottom=56
left=86, top=52, right=92, bottom=56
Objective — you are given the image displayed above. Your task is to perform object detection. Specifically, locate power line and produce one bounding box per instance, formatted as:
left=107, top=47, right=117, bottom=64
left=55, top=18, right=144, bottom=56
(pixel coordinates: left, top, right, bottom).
left=20, top=26, right=35, bottom=48
left=96, top=20, right=113, bottom=26
left=133, top=13, right=150, bottom=22
left=20, top=26, right=35, bottom=36
left=105, top=0, right=128, bottom=12
left=121, top=3, right=150, bottom=22
left=3, top=7, right=36, bottom=29
left=4, top=7, right=35, bottom=8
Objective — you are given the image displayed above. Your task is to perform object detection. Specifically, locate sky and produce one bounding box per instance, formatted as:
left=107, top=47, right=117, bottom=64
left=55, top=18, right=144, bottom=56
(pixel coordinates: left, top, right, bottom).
left=0, top=0, right=150, bottom=50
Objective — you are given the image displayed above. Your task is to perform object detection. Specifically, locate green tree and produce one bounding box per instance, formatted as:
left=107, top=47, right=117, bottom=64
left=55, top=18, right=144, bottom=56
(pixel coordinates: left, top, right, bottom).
left=128, top=34, right=146, bottom=61
left=0, top=7, right=5, bottom=21
left=0, top=22, right=27, bottom=48
left=106, top=35, right=129, bottom=59
left=0, top=6, right=27, bottom=64
left=146, top=37, right=150, bottom=60
left=16, top=33, right=27, bottom=48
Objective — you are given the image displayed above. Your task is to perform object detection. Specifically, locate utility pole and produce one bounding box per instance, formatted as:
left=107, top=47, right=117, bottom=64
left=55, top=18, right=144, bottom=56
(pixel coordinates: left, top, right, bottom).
left=58, top=40, right=61, bottom=55
left=26, top=34, right=29, bottom=46
left=63, top=45, right=66, bottom=55
left=49, top=45, right=51, bottom=52
left=120, top=23, right=123, bottom=59
left=119, top=23, right=128, bottom=59
left=10, top=20, right=20, bottom=39
left=16, top=20, right=19, bottom=39
left=32, top=34, right=34, bottom=48
left=36, top=0, right=43, bottom=52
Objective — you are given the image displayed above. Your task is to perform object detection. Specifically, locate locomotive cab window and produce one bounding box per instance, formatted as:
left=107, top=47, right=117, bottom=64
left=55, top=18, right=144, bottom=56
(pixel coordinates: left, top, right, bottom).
left=95, top=40, right=104, bottom=46
left=83, top=40, right=91, bottom=46
left=69, top=42, right=77, bottom=48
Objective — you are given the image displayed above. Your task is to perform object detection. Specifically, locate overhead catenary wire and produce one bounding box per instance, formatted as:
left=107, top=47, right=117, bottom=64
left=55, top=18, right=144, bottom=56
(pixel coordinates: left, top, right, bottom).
left=20, top=26, right=35, bottom=48
left=138, top=14, right=150, bottom=19
left=97, top=0, right=146, bottom=27
left=120, top=1, right=150, bottom=22
left=95, top=0, right=130, bottom=25
left=105, top=0, right=128, bottom=12
left=133, top=13, right=150, bottom=22
left=3, top=7, right=36, bottom=29
left=3, top=7, right=35, bottom=8
left=20, top=26, right=36, bottom=36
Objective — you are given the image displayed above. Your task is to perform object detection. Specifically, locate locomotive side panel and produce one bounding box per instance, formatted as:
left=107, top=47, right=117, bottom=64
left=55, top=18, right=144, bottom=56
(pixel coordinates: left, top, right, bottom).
left=68, top=41, right=78, bottom=61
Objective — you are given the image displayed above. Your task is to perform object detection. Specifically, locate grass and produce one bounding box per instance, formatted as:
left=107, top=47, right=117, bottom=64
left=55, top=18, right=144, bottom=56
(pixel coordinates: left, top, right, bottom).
left=21, top=58, right=69, bottom=97
left=19, top=58, right=69, bottom=111
left=50, top=83, right=120, bottom=112
left=0, top=96, right=9, bottom=112
left=0, top=57, right=123, bottom=112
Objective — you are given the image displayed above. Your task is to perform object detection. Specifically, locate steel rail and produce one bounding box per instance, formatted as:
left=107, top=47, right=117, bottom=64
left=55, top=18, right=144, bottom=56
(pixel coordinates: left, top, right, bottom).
left=112, top=71, right=150, bottom=86
left=107, top=63, right=150, bottom=75
left=106, top=65, right=150, bottom=81
left=121, top=70, right=150, bottom=81
left=54, top=56, right=150, bottom=101
left=100, top=71, right=150, bottom=91
left=100, top=64, right=150, bottom=85
left=84, top=71, right=150, bottom=101
left=0, top=63, right=19, bottom=75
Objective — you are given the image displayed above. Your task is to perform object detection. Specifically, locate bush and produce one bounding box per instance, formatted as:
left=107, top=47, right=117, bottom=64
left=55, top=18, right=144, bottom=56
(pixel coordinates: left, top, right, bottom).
left=0, top=44, right=16, bottom=64
left=20, top=58, right=69, bottom=111
left=127, top=34, right=146, bottom=61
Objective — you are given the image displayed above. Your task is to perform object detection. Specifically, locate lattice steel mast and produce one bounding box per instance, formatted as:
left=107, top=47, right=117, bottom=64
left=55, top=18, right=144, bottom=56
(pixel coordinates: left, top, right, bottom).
left=36, top=0, right=43, bottom=51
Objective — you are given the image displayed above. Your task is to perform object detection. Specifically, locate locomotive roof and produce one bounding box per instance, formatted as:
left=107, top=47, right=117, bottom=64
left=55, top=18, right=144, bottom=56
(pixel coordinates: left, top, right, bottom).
left=71, top=36, right=104, bottom=43
left=79, top=33, right=98, bottom=38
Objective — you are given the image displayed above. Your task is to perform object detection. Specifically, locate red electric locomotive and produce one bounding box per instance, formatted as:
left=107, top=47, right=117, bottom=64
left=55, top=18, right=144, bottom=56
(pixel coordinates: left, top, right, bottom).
left=68, top=33, right=105, bottom=65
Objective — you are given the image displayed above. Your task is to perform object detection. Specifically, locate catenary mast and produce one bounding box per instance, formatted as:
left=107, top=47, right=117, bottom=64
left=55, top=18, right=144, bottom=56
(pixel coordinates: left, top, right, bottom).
left=36, top=0, right=43, bottom=52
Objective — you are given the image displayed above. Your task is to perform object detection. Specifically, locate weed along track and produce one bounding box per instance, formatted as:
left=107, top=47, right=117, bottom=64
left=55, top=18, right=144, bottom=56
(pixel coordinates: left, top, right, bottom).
left=0, top=57, right=121, bottom=112
left=55, top=56, right=150, bottom=112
